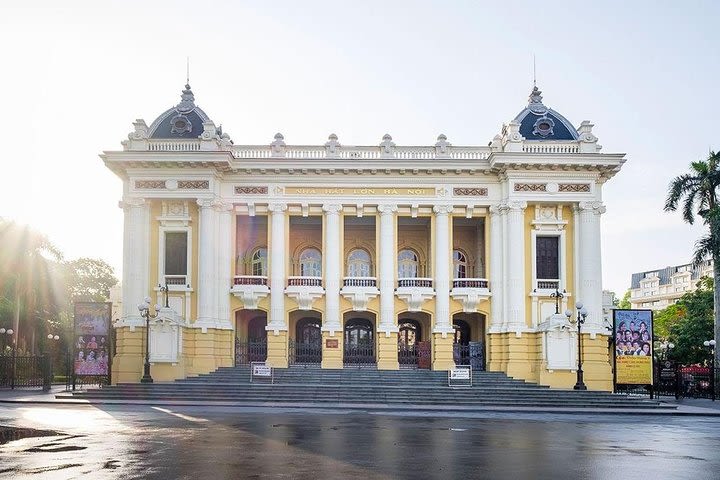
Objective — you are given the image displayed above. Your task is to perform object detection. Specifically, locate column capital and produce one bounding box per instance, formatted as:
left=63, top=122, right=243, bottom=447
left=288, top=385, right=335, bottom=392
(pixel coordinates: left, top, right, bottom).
left=377, top=204, right=398, bottom=215
left=213, top=201, right=234, bottom=213
left=488, top=203, right=508, bottom=215
left=432, top=204, right=453, bottom=215
left=322, top=203, right=343, bottom=214
left=119, top=197, right=146, bottom=210
left=197, top=198, right=216, bottom=209
left=578, top=201, right=606, bottom=215
left=507, top=200, right=527, bottom=211
left=268, top=203, right=288, bottom=213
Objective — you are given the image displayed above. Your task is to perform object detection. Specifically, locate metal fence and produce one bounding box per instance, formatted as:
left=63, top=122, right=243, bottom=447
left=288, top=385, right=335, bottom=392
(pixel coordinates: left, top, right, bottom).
left=288, top=340, right=322, bottom=365
left=235, top=340, right=268, bottom=365
left=615, top=363, right=719, bottom=401
left=0, top=355, right=52, bottom=390
left=343, top=345, right=375, bottom=367
left=398, top=345, right=418, bottom=368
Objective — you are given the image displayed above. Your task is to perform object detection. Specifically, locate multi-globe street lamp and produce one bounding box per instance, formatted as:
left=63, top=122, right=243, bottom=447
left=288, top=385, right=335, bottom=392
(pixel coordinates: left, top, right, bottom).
left=659, top=341, right=675, bottom=361
left=138, top=296, right=161, bottom=384
left=565, top=302, right=589, bottom=391
left=703, top=339, right=716, bottom=401
left=0, top=328, right=14, bottom=354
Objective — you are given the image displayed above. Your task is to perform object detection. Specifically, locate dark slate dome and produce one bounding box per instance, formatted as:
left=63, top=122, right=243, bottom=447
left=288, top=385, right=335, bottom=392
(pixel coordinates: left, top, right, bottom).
left=148, top=84, right=211, bottom=139
left=513, top=86, right=579, bottom=141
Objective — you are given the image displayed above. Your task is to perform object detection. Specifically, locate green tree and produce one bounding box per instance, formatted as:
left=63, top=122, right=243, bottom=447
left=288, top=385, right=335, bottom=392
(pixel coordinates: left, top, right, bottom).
left=617, top=290, right=631, bottom=309
left=665, top=278, right=715, bottom=365
left=665, top=150, right=720, bottom=367
left=63, top=257, right=118, bottom=302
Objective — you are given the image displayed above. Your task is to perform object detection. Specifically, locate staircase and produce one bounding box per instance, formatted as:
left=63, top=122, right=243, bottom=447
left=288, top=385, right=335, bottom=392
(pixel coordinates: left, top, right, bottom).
left=62, top=366, right=674, bottom=410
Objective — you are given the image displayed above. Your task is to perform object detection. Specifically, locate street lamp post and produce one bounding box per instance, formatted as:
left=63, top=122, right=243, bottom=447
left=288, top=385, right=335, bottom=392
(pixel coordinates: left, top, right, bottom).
left=0, top=328, right=12, bottom=354
left=158, top=283, right=170, bottom=309
left=565, top=302, right=589, bottom=391
left=659, top=341, right=675, bottom=361
left=138, top=296, right=161, bottom=384
left=550, top=288, right=566, bottom=315
left=703, top=339, right=716, bottom=402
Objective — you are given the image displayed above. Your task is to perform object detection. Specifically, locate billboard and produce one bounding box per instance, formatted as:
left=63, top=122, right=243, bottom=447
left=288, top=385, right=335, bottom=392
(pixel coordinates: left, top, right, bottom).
left=613, top=309, right=653, bottom=385
left=73, top=302, right=112, bottom=377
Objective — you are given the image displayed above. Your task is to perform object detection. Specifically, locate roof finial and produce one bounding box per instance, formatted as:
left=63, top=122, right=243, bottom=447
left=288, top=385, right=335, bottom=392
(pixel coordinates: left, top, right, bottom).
left=533, top=54, right=536, bottom=88
left=186, top=56, right=190, bottom=86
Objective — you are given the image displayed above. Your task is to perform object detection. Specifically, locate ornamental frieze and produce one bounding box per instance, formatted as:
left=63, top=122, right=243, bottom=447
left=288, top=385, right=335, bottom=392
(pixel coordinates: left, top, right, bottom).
left=514, top=183, right=547, bottom=192
left=284, top=187, right=435, bottom=196
left=558, top=183, right=591, bottom=193
left=235, top=186, right=269, bottom=195
left=453, top=187, right=488, bottom=196
left=135, top=180, right=166, bottom=189
left=178, top=180, right=209, bottom=189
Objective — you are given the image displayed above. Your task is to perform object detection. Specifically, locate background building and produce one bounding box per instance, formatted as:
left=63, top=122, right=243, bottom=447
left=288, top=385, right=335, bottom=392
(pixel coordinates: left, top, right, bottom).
left=102, top=83, right=625, bottom=390
left=630, top=260, right=713, bottom=310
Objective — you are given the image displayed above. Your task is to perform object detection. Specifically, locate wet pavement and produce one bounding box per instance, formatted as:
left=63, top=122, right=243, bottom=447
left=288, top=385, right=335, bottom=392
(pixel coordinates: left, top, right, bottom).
left=0, top=403, right=719, bottom=479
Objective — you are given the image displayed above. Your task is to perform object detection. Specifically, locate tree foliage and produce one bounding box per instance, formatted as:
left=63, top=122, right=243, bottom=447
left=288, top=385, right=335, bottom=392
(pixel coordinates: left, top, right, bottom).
left=63, top=257, right=118, bottom=302
left=617, top=290, right=631, bottom=309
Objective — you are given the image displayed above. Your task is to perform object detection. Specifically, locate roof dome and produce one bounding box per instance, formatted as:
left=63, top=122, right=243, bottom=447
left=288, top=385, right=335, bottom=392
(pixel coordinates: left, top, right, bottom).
left=513, top=86, right=578, bottom=141
left=148, top=84, right=211, bottom=139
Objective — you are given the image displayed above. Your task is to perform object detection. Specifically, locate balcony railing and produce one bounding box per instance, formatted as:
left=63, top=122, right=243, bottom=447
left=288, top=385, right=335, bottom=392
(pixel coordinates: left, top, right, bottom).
left=397, top=278, right=433, bottom=288
left=164, top=275, right=188, bottom=286
left=287, top=276, right=323, bottom=287
left=233, top=275, right=268, bottom=286
left=535, top=279, right=561, bottom=290
left=343, top=277, right=377, bottom=288
left=452, top=278, right=489, bottom=289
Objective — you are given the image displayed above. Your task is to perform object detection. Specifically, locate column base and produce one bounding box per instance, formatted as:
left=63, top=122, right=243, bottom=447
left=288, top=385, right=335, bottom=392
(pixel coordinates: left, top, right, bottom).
left=432, top=333, right=455, bottom=371
left=321, top=331, right=343, bottom=369
left=376, top=333, right=399, bottom=370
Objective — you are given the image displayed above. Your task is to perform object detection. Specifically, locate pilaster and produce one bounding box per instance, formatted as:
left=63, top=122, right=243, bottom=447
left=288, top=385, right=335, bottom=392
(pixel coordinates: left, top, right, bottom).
left=268, top=203, right=288, bottom=333
left=577, top=201, right=606, bottom=332
left=505, top=200, right=527, bottom=332
left=433, top=205, right=453, bottom=336
left=196, top=198, right=218, bottom=330
left=322, top=204, right=343, bottom=334
left=118, top=197, right=150, bottom=329
left=377, top=204, right=398, bottom=335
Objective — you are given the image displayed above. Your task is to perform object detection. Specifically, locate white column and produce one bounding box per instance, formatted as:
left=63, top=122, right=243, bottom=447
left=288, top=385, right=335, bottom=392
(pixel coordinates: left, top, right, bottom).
left=196, top=198, right=218, bottom=327
left=378, top=204, right=397, bottom=333
left=216, top=202, right=233, bottom=329
left=268, top=203, right=288, bottom=331
left=488, top=204, right=505, bottom=332
left=578, top=201, right=606, bottom=331
left=506, top=201, right=527, bottom=332
left=323, top=204, right=343, bottom=333
left=433, top=205, right=453, bottom=334
left=119, top=197, right=150, bottom=327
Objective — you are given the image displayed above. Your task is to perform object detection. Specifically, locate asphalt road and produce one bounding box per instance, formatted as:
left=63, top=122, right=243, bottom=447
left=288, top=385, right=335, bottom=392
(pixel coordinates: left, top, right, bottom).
left=1, top=404, right=719, bottom=479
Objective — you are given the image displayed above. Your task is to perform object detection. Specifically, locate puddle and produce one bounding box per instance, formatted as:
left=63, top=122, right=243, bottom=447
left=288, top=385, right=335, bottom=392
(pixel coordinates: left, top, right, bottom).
left=0, top=426, right=60, bottom=445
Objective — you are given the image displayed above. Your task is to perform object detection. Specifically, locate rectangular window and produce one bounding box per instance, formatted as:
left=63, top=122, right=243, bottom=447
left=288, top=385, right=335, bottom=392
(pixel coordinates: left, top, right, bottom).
left=536, top=236, right=559, bottom=280
left=164, top=232, right=188, bottom=276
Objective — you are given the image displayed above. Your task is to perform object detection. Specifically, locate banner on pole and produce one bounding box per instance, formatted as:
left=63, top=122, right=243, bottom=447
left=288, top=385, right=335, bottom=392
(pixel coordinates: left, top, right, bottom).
left=73, top=302, right=112, bottom=377
left=613, top=309, right=653, bottom=385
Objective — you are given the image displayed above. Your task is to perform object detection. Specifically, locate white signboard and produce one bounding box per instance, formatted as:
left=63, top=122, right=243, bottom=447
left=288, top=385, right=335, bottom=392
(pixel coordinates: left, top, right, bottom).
left=449, top=369, right=470, bottom=380
left=253, top=364, right=272, bottom=377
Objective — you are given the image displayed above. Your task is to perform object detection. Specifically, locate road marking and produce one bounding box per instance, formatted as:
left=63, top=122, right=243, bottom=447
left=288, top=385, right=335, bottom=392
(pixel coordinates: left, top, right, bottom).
left=151, top=407, right=208, bottom=423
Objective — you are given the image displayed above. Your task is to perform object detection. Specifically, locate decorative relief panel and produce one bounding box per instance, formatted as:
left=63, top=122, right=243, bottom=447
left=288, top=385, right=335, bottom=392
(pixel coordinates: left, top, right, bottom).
left=558, top=183, right=591, bottom=193
left=235, top=186, right=269, bottom=195
left=454, top=187, right=488, bottom=197
left=178, top=180, right=209, bottom=189
left=514, top=183, right=547, bottom=192
left=135, top=180, right=166, bottom=189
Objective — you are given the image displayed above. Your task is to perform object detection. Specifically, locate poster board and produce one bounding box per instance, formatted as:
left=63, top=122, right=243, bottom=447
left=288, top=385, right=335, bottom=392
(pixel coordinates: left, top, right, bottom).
left=613, top=309, right=653, bottom=386
left=73, top=302, right=112, bottom=379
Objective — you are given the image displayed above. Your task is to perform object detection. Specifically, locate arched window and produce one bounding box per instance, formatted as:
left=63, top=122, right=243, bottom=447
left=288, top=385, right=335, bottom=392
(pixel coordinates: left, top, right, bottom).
left=296, top=318, right=322, bottom=345
left=398, top=320, right=422, bottom=346
left=345, top=318, right=374, bottom=347
left=347, top=249, right=372, bottom=277
left=398, top=249, right=419, bottom=278
left=299, top=248, right=322, bottom=276
left=453, top=319, right=471, bottom=345
left=251, top=248, right=268, bottom=276
left=453, top=250, right=468, bottom=279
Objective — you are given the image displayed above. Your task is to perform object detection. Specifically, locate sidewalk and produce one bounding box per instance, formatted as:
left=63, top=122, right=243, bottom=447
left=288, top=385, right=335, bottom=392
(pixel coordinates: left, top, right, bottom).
left=2, top=386, right=720, bottom=416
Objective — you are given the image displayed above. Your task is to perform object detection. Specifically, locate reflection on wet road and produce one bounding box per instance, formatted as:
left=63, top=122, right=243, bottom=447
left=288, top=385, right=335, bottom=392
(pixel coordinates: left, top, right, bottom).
left=1, top=404, right=719, bottom=479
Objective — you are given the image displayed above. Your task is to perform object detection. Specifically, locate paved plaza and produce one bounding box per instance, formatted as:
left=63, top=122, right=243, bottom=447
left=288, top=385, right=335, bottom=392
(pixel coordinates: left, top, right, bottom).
left=1, top=401, right=720, bottom=479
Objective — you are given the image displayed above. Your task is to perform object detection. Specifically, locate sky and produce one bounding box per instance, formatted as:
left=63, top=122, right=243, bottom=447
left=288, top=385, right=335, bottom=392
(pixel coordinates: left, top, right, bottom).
left=0, top=0, right=718, bottom=297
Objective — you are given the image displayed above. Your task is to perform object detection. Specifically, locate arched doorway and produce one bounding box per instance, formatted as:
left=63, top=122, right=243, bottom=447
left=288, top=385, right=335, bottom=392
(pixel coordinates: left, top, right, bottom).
left=344, top=318, right=375, bottom=366
left=291, top=317, right=322, bottom=365
left=452, top=319, right=471, bottom=365
left=235, top=312, right=268, bottom=365
left=398, top=318, right=430, bottom=368
left=452, top=313, right=486, bottom=369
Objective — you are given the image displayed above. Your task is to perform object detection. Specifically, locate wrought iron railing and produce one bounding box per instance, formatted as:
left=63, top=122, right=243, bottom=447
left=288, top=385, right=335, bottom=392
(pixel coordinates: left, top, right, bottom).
left=343, top=277, right=377, bottom=288
left=288, top=340, right=322, bottom=365
left=287, top=276, right=323, bottom=287
left=453, top=344, right=470, bottom=366
left=235, top=340, right=268, bottom=365
left=343, top=345, right=376, bottom=367
left=233, top=275, right=268, bottom=286
left=0, top=355, right=52, bottom=390
left=452, top=278, right=489, bottom=289
left=398, top=345, right=418, bottom=368
left=397, top=278, right=433, bottom=288
left=535, top=279, right=560, bottom=290
left=164, top=275, right=188, bottom=286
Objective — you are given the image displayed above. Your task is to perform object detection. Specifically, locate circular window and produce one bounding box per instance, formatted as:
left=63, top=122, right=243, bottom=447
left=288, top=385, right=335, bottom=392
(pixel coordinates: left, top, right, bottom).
left=174, top=119, right=187, bottom=130
left=170, top=114, right=192, bottom=134
left=532, top=116, right=555, bottom=137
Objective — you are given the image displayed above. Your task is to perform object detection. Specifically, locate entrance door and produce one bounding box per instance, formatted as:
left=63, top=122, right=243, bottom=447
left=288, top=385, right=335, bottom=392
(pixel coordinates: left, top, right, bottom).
left=292, top=318, right=322, bottom=364
left=452, top=319, right=471, bottom=366
left=344, top=318, right=375, bottom=366
left=398, top=320, right=422, bottom=367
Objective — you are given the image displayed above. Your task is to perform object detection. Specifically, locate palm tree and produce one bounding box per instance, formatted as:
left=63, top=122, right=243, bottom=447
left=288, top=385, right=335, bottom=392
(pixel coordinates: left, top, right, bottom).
left=665, top=150, right=720, bottom=368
